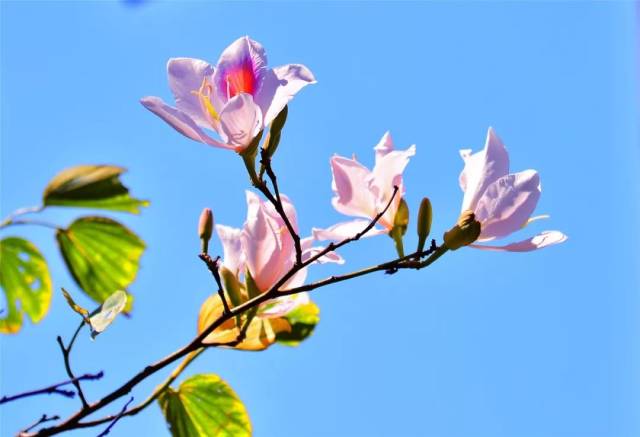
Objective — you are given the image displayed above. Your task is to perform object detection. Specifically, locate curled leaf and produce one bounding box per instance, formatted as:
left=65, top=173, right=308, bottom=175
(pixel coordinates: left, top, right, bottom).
left=43, top=165, right=149, bottom=214
left=89, top=290, right=127, bottom=338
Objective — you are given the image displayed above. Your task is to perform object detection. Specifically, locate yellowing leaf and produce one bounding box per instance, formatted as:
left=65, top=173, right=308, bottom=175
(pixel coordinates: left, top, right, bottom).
left=158, top=374, right=251, bottom=437
left=197, top=295, right=290, bottom=351
left=0, top=238, right=52, bottom=333
left=61, top=287, right=90, bottom=321
left=43, top=165, right=149, bottom=214
left=275, top=302, right=320, bottom=347
left=56, top=217, right=145, bottom=306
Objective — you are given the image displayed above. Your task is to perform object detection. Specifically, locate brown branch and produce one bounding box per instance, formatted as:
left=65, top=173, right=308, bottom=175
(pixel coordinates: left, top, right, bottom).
left=257, top=147, right=303, bottom=266
left=1, top=372, right=103, bottom=405
left=198, top=253, right=230, bottom=315
left=56, top=321, right=89, bottom=409
left=19, top=415, right=60, bottom=435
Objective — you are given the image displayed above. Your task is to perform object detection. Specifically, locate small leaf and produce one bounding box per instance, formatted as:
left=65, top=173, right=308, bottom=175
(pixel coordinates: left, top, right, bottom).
left=43, top=165, right=149, bottom=214
left=89, top=290, right=127, bottom=338
left=0, top=237, right=52, bottom=333
left=275, top=302, right=320, bottom=347
left=61, top=287, right=90, bottom=321
left=158, top=374, right=251, bottom=437
left=56, top=217, right=145, bottom=306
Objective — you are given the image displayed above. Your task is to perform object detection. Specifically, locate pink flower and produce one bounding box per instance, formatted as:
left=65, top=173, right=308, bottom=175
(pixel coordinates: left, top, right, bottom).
left=216, top=191, right=343, bottom=319
left=460, top=127, right=567, bottom=251
left=141, top=36, right=315, bottom=152
left=313, top=132, right=416, bottom=241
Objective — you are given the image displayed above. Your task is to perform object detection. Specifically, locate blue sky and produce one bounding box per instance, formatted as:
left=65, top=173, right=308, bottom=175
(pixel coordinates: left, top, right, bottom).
left=1, top=1, right=638, bottom=436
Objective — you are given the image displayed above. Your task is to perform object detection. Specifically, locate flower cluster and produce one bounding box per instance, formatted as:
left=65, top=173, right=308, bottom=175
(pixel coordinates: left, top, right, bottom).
left=142, top=36, right=567, bottom=350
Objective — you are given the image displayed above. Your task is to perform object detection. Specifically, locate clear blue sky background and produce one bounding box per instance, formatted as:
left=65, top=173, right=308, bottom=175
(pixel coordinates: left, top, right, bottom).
left=1, top=1, right=639, bottom=436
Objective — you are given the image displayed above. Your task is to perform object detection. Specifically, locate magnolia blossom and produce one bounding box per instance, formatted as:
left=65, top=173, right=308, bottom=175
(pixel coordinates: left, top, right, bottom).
left=459, top=127, right=567, bottom=251
left=313, top=132, right=416, bottom=241
left=141, top=36, right=315, bottom=152
left=217, top=191, right=343, bottom=318
left=199, top=192, right=342, bottom=350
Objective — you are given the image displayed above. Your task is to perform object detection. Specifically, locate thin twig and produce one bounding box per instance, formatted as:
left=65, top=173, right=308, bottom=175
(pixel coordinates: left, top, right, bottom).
left=198, top=253, right=231, bottom=315
left=56, top=321, right=89, bottom=408
left=259, top=147, right=303, bottom=265
left=20, top=415, right=60, bottom=434
left=0, top=372, right=103, bottom=405
left=96, top=397, right=133, bottom=437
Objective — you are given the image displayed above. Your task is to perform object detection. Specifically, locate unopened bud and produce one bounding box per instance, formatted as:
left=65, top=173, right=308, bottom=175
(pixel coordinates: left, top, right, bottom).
left=220, top=266, right=245, bottom=307
left=416, top=197, right=432, bottom=252
left=198, top=208, right=214, bottom=254
left=443, top=210, right=481, bottom=250
left=393, top=198, right=410, bottom=235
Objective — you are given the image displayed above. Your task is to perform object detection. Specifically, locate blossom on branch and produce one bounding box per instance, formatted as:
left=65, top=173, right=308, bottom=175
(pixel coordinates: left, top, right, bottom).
left=313, top=132, right=416, bottom=241
left=459, top=127, right=567, bottom=251
left=198, top=192, right=342, bottom=350
left=141, top=36, right=315, bottom=152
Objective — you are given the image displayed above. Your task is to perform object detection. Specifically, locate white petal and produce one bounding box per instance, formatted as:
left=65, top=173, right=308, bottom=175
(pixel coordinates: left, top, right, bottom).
left=470, top=230, right=567, bottom=252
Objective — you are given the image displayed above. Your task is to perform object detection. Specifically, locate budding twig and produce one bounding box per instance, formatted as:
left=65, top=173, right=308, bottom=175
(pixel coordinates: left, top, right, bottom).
left=20, top=414, right=60, bottom=435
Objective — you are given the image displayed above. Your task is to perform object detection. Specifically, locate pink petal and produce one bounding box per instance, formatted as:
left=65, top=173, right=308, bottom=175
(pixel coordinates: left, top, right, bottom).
left=212, top=36, right=267, bottom=108
left=475, top=170, right=541, bottom=240
left=312, top=220, right=387, bottom=241
left=258, top=293, right=310, bottom=319
left=241, top=192, right=282, bottom=292
left=330, top=155, right=377, bottom=219
left=167, top=58, right=215, bottom=128
left=215, top=224, right=244, bottom=274
left=140, top=96, right=232, bottom=149
left=374, top=131, right=395, bottom=160
left=300, top=237, right=345, bottom=265
left=369, top=142, right=416, bottom=228
left=470, top=230, right=567, bottom=252
left=258, top=64, right=316, bottom=127
left=459, top=127, right=510, bottom=211
left=264, top=193, right=299, bottom=233
left=219, top=93, right=263, bottom=150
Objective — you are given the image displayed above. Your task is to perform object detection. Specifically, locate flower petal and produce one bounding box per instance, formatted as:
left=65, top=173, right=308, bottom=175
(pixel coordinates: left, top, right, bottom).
left=140, top=96, right=232, bottom=149
left=475, top=169, right=541, bottom=240
left=215, top=224, right=244, bottom=274
left=312, top=220, right=386, bottom=241
left=374, top=131, right=395, bottom=160
left=470, top=230, right=567, bottom=252
left=459, top=127, right=510, bottom=211
left=369, top=141, right=416, bottom=228
left=259, top=293, right=310, bottom=319
left=258, top=64, right=316, bottom=127
left=301, top=237, right=345, bottom=265
left=167, top=58, right=215, bottom=128
left=212, top=36, right=267, bottom=108
left=330, top=155, right=377, bottom=219
left=219, top=93, right=263, bottom=150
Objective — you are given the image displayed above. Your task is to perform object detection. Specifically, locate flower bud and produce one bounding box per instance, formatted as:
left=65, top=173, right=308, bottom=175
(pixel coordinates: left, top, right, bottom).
left=443, top=210, right=481, bottom=250
left=393, top=198, right=410, bottom=236
left=198, top=208, right=214, bottom=254
left=416, top=197, right=432, bottom=252
left=219, top=266, right=245, bottom=308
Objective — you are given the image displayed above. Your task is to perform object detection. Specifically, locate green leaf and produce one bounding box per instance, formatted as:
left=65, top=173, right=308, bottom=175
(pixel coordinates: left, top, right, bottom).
left=43, top=165, right=149, bottom=214
left=56, top=217, right=145, bottom=307
left=275, top=302, right=320, bottom=347
left=0, top=237, right=52, bottom=333
left=158, top=374, right=252, bottom=437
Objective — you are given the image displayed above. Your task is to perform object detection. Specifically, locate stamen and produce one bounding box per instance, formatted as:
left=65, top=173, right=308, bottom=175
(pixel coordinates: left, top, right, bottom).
left=190, top=77, right=219, bottom=122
